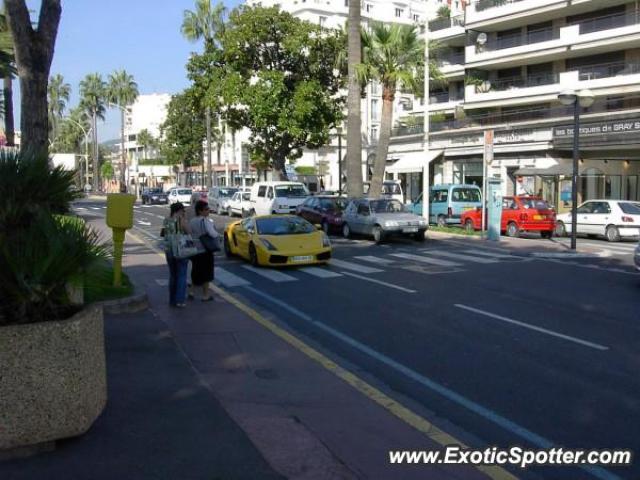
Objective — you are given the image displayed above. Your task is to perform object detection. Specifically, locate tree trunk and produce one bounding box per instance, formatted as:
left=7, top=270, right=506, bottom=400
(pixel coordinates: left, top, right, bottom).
left=3, top=76, right=14, bottom=146
left=273, top=156, right=287, bottom=181
left=5, top=0, right=62, bottom=158
left=120, top=109, right=126, bottom=193
left=345, top=0, right=363, bottom=197
left=369, top=86, right=395, bottom=199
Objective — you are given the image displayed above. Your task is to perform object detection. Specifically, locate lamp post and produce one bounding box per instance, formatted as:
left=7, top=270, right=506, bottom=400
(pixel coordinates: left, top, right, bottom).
left=557, top=89, right=595, bottom=250
left=64, top=116, right=92, bottom=190
left=108, top=102, right=130, bottom=193
left=336, top=126, right=343, bottom=195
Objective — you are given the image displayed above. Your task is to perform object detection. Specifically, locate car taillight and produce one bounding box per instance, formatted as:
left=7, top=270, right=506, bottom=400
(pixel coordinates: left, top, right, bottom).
left=622, top=216, right=634, bottom=223
left=447, top=207, right=452, bottom=218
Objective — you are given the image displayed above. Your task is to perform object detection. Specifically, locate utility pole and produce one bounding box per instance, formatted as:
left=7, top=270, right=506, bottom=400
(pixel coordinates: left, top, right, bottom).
left=206, top=106, right=212, bottom=188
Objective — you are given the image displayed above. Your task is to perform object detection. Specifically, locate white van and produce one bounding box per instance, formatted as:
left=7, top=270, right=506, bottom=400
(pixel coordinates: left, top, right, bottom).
left=249, top=181, right=309, bottom=216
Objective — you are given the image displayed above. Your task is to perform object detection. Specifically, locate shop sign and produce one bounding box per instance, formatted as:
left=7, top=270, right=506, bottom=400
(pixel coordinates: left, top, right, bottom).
left=553, top=119, right=640, bottom=139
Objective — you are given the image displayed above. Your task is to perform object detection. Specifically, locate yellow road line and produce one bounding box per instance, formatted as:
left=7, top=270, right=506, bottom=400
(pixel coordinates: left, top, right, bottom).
left=127, top=228, right=517, bottom=480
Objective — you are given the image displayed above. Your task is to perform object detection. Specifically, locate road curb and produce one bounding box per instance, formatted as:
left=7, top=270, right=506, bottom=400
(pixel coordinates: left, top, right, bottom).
left=95, top=280, right=149, bottom=315
left=525, top=250, right=610, bottom=259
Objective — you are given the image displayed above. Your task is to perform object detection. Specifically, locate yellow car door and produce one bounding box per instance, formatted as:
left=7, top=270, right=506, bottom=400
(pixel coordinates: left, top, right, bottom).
left=234, top=218, right=254, bottom=259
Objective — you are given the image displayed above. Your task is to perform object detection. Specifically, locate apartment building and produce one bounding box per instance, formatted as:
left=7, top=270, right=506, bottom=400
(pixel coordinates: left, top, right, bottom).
left=123, top=93, right=171, bottom=163
left=389, top=0, right=640, bottom=210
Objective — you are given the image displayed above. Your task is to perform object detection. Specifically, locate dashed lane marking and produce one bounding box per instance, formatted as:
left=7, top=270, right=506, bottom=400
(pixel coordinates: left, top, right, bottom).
left=299, top=267, right=343, bottom=278
left=389, top=252, right=462, bottom=267
left=425, top=250, right=499, bottom=264
left=354, top=255, right=395, bottom=265
left=214, top=267, right=251, bottom=287
left=329, top=258, right=383, bottom=274
left=339, top=271, right=416, bottom=293
left=242, top=265, right=297, bottom=283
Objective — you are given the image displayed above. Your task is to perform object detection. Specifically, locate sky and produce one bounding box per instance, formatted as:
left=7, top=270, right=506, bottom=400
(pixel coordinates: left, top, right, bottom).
left=16, top=0, right=242, bottom=141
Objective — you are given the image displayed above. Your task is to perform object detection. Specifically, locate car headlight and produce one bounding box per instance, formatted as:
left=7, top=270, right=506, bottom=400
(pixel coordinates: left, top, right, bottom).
left=385, top=221, right=399, bottom=227
left=322, top=233, right=331, bottom=247
left=418, top=220, right=427, bottom=226
left=260, top=238, right=277, bottom=251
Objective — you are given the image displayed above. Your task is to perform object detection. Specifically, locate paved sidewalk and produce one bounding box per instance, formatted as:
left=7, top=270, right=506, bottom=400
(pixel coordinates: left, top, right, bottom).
left=1, top=212, right=504, bottom=480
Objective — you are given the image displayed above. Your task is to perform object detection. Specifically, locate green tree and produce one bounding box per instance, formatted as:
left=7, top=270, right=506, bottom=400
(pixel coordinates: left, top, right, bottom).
left=51, top=106, right=90, bottom=153
left=100, top=161, right=114, bottom=181
left=181, top=0, right=226, bottom=48
left=136, top=128, right=156, bottom=160
left=5, top=0, right=62, bottom=157
left=80, top=73, right=106, bottom=190
left=0, top=11, right=16, bottom=147
left=107, top=69, right=138, bottom=192
left=195, top=5, right=345, bottom=180
left=160, top=89, right=206, bottom=180
left=437, top=6, right=451, bottom=19
left=346, top=0, right=364, bottom=197
left=47, top=73, right=71, bottom=143
left=358, top=22, right=440, bottom=198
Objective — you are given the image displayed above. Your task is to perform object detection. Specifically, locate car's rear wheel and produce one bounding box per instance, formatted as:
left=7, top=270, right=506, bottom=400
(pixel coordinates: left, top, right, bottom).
left=372, top=226, right=384, bottom=244
left=555, top=222, right=566, bottom=237
left=437, top=215, right=446, bottom=227
left=249, top=243, right=259, bottom=266
left=606, top=225, right=620, bottom=242
left=541, top=230, right=553, bottom=239
left=506, top=222, right=520, bottom=238
left=414, top=230, right=426, bottom=242
left=342, top=223, right=351, bottom=239
left=223, top=234, right=233, bottom=258
left=227, top=207, right=233, bottom=217
left=464, top=219, right=474, bottom=232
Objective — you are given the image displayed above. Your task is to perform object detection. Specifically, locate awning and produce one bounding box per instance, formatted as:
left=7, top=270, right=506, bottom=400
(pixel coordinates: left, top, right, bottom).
left=514, top=164, right=572, bottom=176
left=387, top=150, right=443, bottom=174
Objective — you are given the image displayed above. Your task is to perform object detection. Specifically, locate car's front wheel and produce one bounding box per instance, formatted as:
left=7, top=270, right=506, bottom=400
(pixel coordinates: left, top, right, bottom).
left=554, top=221, right=566, bottom=237
left=464, top=218, right=474, bottom=232
left=342, top=223, right=351, bottom=239
left=227, top=207, right=233, bottom=217
left=249, top=243, right=259, bottom=266
left=506, top=222, right=520, bottom=238
left=437, top=215, right=447, bottom=227
left=414, top=230, right=426, bottom=242
left=541, top=230, right=553, bottom=239
left=606, top=225, right=621, bottom=242
left=372, top=225, right=385, bottom=244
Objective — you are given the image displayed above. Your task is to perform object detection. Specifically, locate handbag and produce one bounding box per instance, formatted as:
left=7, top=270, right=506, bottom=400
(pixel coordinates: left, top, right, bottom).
left=199, top=218, right=221, bottom=253
left=173, top=234, right=199, bottom=259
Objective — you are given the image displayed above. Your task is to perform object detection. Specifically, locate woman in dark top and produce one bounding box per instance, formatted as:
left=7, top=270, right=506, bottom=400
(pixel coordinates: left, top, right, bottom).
left=188, top=200, right=219, bottom=301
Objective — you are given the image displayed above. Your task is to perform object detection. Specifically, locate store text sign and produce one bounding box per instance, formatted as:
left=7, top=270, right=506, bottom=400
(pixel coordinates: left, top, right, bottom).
left=554, top=120, right=640, bottom=138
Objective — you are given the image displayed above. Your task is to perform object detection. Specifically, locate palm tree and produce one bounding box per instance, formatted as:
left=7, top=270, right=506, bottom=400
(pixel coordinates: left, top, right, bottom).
left=136, top=128, right=155, bottom=160
left=47, top=73, right=71, bottom=143
left=0, top=11, right=15, bottom=147
left=107, top=70, right=139, bottom=193
left=181, top=0, right=226, bottom=48
left=345, top=0, right=364, bottom=198
left=358, top=22, right=440, bottom=198
left=79, top=73, right=106, bottom=191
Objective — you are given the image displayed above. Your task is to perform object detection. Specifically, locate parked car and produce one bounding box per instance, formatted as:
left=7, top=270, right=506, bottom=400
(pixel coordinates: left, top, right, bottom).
left=167, top=187, right=193, bottom=205
left=341, top=198, right=428, bottom=243
left=555, top=199, right=640, bottom=242
left=223, top=215, right=331, bottom=267
left=227, top=191, right=252, bottom=217
left=207, top=186, right=239, bottom=215
left=460, top=196, right=556, bottom=238
left=296, top=195, right=348, bottom=234
left=190, top=187, right=208, bottom=206
left=408, top=184, right=482, bottom=226
left=249, top=181, right=309, bottom=216
left=344, top=180, right=405, bottom=203
left=141, top=188, right=169, bottom=205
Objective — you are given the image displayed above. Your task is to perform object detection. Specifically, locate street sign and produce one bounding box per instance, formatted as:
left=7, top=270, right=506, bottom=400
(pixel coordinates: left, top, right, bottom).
left=481, top=130, right=494, bottom=234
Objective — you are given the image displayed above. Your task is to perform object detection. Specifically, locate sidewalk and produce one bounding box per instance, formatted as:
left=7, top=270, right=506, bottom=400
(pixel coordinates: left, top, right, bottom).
left=1, top=215, right=503, bottom=480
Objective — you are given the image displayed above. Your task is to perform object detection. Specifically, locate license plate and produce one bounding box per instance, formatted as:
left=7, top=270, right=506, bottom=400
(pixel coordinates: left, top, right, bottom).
left=534, top=215, right=545, bottom=220
left=291, top=255, right=313, bottom=262
left=403, top=228, right=419, bottom=233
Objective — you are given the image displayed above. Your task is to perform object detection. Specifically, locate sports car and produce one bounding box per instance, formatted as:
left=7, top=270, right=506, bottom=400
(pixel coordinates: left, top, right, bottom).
left=223, top=215, right=332, bottom=267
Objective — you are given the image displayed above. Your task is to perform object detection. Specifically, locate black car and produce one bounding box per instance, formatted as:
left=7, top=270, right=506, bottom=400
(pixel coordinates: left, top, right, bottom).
left=141, top=188, right=169, bottom=205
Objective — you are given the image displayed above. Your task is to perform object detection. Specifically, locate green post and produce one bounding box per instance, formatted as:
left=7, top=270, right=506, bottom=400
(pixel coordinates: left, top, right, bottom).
left=112, top=228, right=126, bottom=287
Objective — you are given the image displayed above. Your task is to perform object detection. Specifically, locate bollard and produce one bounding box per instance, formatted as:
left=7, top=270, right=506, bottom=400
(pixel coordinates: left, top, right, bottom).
left=106, top=194, right=136, bottom=287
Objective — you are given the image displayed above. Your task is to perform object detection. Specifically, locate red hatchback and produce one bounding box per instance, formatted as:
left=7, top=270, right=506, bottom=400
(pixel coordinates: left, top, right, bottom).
left=461, top=196, right=556, bottom=238
left=296, top=196, right=348, bottom=234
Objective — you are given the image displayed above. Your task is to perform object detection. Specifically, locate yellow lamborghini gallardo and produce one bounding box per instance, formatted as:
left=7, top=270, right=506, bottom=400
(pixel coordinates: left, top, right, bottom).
left=223, top=215, right=332, bottom=267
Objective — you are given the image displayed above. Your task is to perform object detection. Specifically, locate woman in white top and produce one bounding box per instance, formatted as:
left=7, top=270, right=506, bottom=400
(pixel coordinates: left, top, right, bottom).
left=188, top=200, right=220, bottom=301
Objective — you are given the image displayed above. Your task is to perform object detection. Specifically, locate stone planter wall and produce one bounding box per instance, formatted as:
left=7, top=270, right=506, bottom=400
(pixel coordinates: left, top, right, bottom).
left=0, top=305, right=107, bottom=450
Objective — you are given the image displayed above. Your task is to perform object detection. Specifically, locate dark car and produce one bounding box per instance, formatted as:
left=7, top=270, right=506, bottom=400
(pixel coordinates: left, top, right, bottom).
left=141, top=188, right=168, bottom=205
left=296, top=195, right=348, bottom=234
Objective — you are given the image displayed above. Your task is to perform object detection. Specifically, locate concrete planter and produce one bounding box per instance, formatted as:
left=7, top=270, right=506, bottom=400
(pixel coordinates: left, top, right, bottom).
left=0, top=305, right=107, bottom=451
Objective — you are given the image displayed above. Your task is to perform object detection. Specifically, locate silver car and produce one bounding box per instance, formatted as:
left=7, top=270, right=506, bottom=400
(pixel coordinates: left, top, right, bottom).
left=341, top=198, right=428, bottom=243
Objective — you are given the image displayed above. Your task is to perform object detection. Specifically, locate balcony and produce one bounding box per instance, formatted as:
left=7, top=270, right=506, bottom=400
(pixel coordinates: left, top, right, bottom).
left=467, top=0, right=566, bottom=29
left=429, top=15, right=464, bottom=32
left=390, top=124, right=424, bottom=137
left=436, top=52, right=465, bottom=66
left=578, top=10, right=640, bottom=35
left=482, top=27, right=559, bottom=52
left=577, top=62, right=640, bottom=81
left=475, top=0, right=523, bottom=13
left=488, top=72, right=559, bottom=91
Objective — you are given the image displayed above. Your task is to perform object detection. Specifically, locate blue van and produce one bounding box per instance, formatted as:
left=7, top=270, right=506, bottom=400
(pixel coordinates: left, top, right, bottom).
left=408, top=184, right=482, bottom=225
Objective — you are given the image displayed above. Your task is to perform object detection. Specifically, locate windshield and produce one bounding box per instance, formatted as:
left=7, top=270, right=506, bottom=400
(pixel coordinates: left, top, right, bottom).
left=275, top=185, right=308, bottom=197
left=619, top=202, right=640, bottom=214
left=451, top=188, right=481, bottom=202
left=256, top=216, right=315, bottom=235
left=219, top=188, right=238, bottom=198
left=370, top=199, right=404, bottom=213
left=520, top=198, right=551, bottom=210
left=148, top=188, right=163, bottom=194
left=382, top=183, right=402, bottom=195
left=320, top=198, right=347, bottom=211
left=178, top=189, right=192, bottom=195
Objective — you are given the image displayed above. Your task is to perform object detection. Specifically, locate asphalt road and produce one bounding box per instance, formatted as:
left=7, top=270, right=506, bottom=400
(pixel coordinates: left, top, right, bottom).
left=77, top=198, right=640, bottom=480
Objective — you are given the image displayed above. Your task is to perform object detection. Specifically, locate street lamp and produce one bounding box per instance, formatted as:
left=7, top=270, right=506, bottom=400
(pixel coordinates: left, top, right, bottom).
left=336, top=126, right=343, bottom=195
left=108, top=102, right=130, bottom=193
left=557, top=89, right=595, bottom=250
left=65, top=117, right=93, bottom=190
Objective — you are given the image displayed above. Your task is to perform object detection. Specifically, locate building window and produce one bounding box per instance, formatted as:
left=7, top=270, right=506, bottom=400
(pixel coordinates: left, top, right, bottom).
left=413, top=14, right=419, bottom=22
left=344, top=0, right=348, bottom=6
left=319, top=16, right=327, bottom=28
left=366, top=4, right=372, bottom=12
left=395, top=8, right=403, bottom=17
left=370, top=128, right=378, bottom=140
left=371, top=99, right=379, bottom=121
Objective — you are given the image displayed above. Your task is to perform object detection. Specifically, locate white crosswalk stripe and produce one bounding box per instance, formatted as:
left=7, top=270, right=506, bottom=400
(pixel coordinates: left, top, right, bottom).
left=389, top=252, right=462, bottom=267
left=354, top=255, right=395, bottom=265
left=90, top=207, right=101, bottom=211
left=462, top=249, right=514, bottom=259
left=424, top=250, right=499, bottom=264
left=329, top=258, right=383, bottom=273
left=215, top=267, right=251, bottom=287
left=242, top=265, right=297, bottom=282
left=299, top=267, right=343, bottom=278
